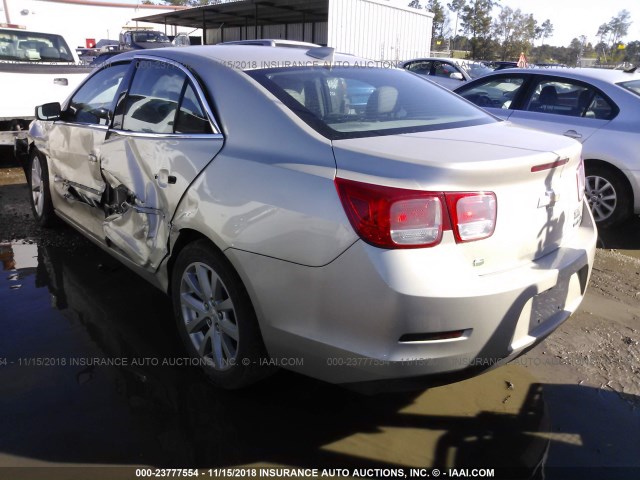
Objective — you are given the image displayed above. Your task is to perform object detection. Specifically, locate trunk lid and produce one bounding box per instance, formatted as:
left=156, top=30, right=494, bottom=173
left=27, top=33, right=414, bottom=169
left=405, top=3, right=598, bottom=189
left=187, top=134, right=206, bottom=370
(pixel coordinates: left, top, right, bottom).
left=332, top=122, right=584, bottom=274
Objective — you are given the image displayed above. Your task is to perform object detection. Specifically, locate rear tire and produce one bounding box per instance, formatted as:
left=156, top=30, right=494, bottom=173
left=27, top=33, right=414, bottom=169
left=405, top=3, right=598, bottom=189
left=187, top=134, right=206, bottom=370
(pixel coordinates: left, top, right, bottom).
left=171, top=240, right=273, bottom=389
left=585, top=164, right=632, bottom=229
left=28, top=149, right=58, bottom=227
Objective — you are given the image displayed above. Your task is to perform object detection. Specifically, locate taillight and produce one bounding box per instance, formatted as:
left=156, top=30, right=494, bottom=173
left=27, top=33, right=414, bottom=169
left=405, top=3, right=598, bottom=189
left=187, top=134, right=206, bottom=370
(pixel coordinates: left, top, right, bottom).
left=446, top=192, right=497, bottom=242
left=334, top=178, right=445, bottom=248
left=335, top=178, right=496, bottom=249
left=577, top=158, right=586, bottom=201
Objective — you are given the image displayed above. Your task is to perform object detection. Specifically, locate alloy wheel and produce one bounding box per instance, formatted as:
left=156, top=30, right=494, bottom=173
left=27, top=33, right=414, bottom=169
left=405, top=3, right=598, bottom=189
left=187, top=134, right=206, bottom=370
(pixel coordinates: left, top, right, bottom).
left=586, top=174, right=617, bottom=223
left=179, top=262, right=239, bottom=370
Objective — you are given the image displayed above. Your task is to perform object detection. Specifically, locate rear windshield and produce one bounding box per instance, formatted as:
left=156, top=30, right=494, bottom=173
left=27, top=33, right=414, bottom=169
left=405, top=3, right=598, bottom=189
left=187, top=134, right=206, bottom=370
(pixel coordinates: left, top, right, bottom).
left=247, top=66, right=495, bottom=140
left=0, top=29, right=74, bottom=62
left=618, top=79, right=640, bottom=97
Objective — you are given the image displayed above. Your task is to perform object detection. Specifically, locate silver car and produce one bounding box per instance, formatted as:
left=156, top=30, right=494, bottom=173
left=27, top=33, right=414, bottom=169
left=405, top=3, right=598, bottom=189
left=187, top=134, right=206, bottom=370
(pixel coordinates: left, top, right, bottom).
left=455, top=67, right=640, bottom=228
left=27, top=45, right=596, bottom=390
left=401, top=57, right=494, bottom=89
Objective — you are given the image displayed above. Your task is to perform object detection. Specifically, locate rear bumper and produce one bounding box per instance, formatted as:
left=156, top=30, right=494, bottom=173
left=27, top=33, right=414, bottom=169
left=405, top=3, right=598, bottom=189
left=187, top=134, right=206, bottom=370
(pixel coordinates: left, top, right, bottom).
left=228, top=200, right=597, bottom=389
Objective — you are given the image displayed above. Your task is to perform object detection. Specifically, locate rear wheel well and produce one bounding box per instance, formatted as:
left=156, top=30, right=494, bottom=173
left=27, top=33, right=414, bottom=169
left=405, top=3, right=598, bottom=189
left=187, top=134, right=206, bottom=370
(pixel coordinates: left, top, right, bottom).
left=166, top=229, right=227, bottom=295
left=584, top=159, right=633, bottom=227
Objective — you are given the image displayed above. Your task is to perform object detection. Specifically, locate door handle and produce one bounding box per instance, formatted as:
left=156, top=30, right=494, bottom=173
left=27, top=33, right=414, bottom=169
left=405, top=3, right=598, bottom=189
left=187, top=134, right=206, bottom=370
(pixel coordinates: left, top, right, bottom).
left=155, top=169, right=176, bottom=188
left=88, top=153, right=98, bottom=163
left=54, top=78, right=69, bottom=86
left=563, top=129, right=582, bottom=140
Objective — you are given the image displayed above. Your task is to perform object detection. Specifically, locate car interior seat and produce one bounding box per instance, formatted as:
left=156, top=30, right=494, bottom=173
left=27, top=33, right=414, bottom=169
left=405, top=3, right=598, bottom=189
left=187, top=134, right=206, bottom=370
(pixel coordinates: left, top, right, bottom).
left=536, top=85, right=558, bottom=112
left=365, top=86, right=399, bottom=121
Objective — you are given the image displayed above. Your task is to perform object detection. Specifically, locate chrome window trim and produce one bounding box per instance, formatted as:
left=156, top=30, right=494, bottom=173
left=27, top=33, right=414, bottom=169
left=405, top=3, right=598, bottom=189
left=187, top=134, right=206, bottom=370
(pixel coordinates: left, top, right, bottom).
left=108, top=129, right=224, bottom=140
left=130, top=54, right=222, bottom=135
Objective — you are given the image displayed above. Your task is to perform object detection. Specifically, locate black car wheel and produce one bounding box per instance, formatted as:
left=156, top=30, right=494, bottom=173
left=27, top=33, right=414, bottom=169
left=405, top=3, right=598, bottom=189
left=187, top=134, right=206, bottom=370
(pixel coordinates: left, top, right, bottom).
left=28, top=149, right=58, bottom=227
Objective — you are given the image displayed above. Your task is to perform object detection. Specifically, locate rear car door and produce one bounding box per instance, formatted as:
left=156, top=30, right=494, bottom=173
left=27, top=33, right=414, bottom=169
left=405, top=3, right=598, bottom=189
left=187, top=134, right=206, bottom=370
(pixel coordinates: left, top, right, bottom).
left=99, top=57, right=223, bottom=272
left=507, top=76, right=615, bottom=143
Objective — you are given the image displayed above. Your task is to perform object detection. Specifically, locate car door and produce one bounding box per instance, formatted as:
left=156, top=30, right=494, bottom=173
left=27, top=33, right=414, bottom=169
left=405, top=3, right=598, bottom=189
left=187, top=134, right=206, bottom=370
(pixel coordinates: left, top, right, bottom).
left=455, top=73, right=529, bottom=120
left=98, top=57, right=224, bottom=272
left=45, top=62, right=130, bottom=235
left=507, top=76, right=615, bottom=143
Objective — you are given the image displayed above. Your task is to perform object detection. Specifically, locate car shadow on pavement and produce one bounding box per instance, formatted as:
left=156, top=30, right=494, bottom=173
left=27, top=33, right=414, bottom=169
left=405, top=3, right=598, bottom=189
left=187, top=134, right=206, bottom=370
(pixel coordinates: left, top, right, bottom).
left=597, top=215, right=640, bottom=251
left=1, top=240, right=638, bottom=478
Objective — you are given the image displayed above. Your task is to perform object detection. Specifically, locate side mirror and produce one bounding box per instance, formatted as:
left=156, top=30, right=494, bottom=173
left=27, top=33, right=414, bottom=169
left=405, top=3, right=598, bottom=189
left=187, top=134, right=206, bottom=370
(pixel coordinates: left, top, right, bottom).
left=36, top=102, right=61, bottom=121
left=450, top=72, right=464, bottom=81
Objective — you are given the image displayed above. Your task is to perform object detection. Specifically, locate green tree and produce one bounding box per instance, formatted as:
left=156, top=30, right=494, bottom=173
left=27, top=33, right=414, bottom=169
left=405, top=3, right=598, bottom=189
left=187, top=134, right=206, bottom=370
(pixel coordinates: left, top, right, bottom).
left=492, top=7, right=536, bottom=60
left=460, top=0, right=498, bottom=59
left=408, top=1, right=423, bottom=8
left=447, top=0, right=466, bottom=50
left=427, top=0, right=447, bottom=39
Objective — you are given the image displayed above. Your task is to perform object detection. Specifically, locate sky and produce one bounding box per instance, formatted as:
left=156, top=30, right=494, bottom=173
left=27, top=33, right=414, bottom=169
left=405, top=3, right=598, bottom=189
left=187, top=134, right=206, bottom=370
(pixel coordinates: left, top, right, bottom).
left=8, top=0, right=637, bottom=49
left=390, top=0, right=640, bottom=47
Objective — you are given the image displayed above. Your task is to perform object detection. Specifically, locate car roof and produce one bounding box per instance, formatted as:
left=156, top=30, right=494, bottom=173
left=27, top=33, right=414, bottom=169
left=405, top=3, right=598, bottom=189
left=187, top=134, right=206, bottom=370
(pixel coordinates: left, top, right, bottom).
left=220, top=39, right=320, bottom=48
left=109, top=44, right=368, bottom=70
left=478, top=66, right=640, bottom=85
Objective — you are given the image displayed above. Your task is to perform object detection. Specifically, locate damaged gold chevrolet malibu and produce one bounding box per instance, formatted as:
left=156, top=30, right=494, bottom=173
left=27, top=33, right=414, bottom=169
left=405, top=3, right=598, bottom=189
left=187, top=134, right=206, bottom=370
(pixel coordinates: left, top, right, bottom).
left=26, top=45, right=597, bottom=391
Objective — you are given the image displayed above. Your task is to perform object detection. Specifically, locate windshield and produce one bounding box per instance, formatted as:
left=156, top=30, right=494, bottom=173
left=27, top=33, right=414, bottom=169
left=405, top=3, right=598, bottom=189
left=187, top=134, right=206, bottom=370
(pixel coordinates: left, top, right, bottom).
left=618, top=79, right=640, bottom=97
left=132, top=31, right=170, bottom=43
left=248, top=66, right=495, bottom=140
left=0, top=29, right=74, bottom=62
left=455, top=60, right=494, bottom=79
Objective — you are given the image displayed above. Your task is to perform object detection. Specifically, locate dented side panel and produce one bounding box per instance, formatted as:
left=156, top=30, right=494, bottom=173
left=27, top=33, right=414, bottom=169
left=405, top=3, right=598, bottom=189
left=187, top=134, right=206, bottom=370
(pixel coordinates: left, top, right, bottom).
left=98, top=132, right=223, bottom=270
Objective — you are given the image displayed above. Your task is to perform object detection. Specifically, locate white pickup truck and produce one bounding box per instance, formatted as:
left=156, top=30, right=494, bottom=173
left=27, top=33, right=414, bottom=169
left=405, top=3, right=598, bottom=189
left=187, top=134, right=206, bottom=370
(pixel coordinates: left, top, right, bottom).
left=0, top=25, right=91, bottom=158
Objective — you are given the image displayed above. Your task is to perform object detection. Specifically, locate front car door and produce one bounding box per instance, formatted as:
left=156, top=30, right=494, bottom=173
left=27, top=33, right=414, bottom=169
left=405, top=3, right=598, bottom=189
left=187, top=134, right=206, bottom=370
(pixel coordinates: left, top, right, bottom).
left=98, top=57, right=224, bottom=272
left=455, top=72, right=529, bottom=120
left=45, top=62, right=130, bottom=237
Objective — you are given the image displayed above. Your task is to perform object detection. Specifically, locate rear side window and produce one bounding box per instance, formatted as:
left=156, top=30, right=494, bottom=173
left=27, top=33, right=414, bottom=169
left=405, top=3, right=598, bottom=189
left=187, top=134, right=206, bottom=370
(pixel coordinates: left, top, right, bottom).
left=123, top=60, right=186, bottom=134
left=175, top=82, right=212, bottom=134
left=525, top=79, right=616, bottom=120
left=122, top=60, right=212, bottom=135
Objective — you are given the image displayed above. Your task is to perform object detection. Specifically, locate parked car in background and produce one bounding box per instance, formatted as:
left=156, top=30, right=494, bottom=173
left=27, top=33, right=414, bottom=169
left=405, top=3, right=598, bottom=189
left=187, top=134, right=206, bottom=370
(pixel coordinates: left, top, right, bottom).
left=401, top=57, right=493, bottom=89
left=27, top=45, right=596, bottom=391
left=490, top=61, right=518, bottom=70
left=455, top=68, right=640, bottom=228
left=0, top=25, right=90, bottom=159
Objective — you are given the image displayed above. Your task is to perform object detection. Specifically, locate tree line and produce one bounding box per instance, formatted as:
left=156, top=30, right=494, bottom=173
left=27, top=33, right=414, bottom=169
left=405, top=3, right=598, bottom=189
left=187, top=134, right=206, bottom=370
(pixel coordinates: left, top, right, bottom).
left=409, top=0, right=637, bottom=66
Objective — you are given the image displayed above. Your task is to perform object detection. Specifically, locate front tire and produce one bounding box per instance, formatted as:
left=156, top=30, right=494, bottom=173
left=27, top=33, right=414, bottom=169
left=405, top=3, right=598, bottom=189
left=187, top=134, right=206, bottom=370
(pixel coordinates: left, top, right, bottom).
left=171, top=240, right=273, bottom=389
left=585, top=164, right=632, bottom=229
left=28, top=149, right=57, bottom=227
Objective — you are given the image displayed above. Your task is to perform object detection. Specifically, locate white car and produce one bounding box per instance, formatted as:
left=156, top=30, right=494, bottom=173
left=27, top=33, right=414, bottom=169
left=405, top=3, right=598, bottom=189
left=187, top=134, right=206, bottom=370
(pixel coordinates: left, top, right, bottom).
left=456, top=67, right=640, bottom=228
left=27, top=45, right=596, bottom=391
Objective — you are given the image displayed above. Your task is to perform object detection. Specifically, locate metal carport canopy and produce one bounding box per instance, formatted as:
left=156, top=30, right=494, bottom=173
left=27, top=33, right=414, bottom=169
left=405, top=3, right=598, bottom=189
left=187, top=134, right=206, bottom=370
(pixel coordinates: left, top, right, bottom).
left=133, top=0, right=329, bottom=36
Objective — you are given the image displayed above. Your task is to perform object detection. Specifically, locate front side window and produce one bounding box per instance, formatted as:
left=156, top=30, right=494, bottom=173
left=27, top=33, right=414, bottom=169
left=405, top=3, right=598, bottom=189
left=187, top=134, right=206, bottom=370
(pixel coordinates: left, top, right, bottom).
left=457, top=75, right=525, bottom=109
left=248, top=66, right=495, bottom=140
left=433, top=61, right=458, bottom=78
left=404, top=61, right=432, bottom=76
left=525, top=79, right=615, bottom=119
left=65, top=63, right=129, bottom=125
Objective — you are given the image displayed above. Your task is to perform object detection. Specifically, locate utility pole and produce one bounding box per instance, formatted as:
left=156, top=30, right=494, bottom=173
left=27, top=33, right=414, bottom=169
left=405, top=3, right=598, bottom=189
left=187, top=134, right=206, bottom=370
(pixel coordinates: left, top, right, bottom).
left=2, top=0, right=11, bottom=23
